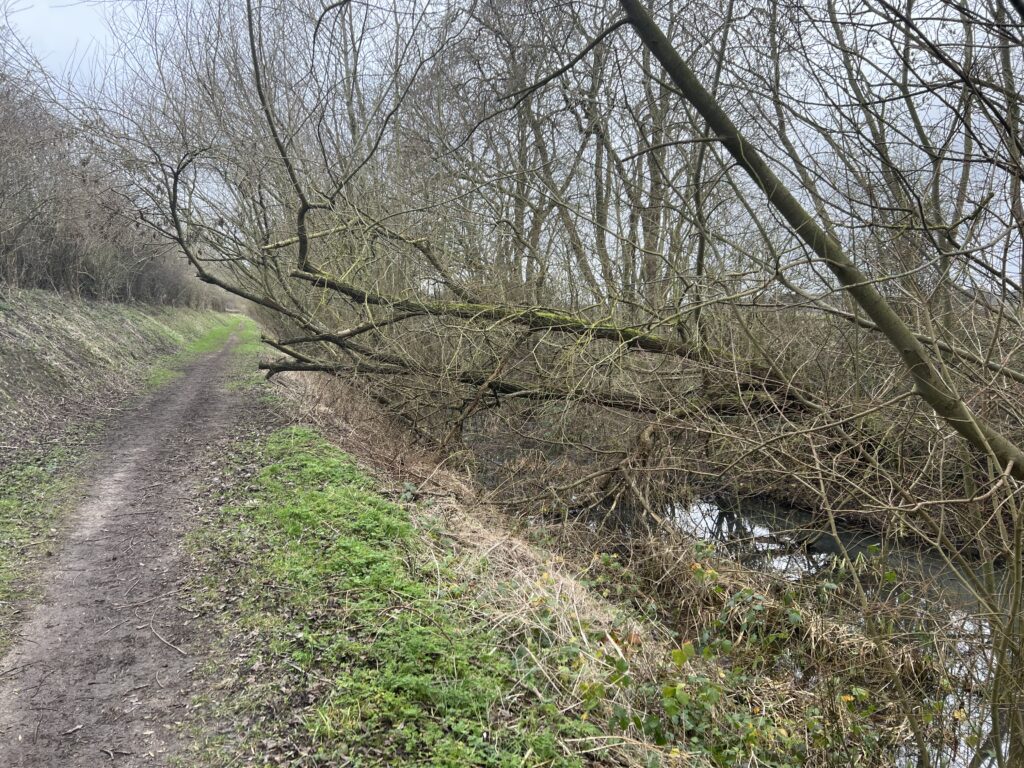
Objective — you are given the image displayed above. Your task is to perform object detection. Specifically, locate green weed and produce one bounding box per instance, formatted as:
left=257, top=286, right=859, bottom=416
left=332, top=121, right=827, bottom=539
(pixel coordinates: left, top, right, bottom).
left=191, top=427, right=602, bottom=767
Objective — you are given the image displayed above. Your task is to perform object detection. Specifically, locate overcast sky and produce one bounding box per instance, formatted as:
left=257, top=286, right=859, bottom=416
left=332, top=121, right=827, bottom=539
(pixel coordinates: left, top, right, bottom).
left=6, top=1, right=114, bottom=78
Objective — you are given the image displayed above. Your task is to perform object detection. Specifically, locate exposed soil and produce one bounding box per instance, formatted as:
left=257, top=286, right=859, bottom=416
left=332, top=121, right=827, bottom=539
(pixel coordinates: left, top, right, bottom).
left=0, top=336, right=250, bottom=766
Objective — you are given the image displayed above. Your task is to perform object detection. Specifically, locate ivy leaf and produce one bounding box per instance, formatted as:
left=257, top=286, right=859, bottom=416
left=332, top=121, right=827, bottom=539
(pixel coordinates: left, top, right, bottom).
left=672, top=641, right=696, bottom=668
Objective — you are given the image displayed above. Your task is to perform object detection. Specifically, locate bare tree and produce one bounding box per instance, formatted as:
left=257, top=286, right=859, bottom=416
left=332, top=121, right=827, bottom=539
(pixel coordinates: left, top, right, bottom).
left=91, top=0, right=1024, bottom=762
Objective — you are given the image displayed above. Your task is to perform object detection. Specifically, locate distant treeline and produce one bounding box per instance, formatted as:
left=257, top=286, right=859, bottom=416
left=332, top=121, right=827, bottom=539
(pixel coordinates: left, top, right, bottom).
left=0, top=31, right=217, bottom=308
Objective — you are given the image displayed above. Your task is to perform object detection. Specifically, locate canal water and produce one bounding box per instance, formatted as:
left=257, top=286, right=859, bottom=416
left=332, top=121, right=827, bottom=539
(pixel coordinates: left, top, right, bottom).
left=671, top=496, right=1006, bottom=767
left=671, top=496, right=990, bottom=610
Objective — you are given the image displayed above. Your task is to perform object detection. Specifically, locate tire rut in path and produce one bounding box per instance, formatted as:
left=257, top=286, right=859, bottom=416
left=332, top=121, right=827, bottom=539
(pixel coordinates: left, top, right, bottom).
left=0, top=337, right=248, bottom=767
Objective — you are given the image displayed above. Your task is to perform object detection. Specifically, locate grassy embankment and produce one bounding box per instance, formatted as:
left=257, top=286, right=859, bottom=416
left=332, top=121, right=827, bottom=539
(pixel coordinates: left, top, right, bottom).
left=0, top=289, right=252, bottom=652
left=185, top=415, right=914, bottom=767
left=188, top=427, right=606, bottom=767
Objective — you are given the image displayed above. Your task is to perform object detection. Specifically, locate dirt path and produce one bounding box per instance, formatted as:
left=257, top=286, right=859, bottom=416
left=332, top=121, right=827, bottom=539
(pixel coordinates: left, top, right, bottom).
left=0, top=336, right=249, bottom=767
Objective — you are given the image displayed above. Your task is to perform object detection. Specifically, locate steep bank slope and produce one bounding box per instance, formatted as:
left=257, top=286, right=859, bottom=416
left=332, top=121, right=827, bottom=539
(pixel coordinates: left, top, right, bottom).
left=0, top=288, right=232, bottom=454
left=179, top=374, right=923, bottom=768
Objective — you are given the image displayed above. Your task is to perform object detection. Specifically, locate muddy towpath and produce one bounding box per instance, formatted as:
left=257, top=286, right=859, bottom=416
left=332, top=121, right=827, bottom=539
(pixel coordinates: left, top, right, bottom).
left=0, top=333, right=253, bottom=767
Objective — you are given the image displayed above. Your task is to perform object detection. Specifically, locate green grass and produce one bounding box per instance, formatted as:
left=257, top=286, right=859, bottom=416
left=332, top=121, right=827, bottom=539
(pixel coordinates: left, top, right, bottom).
left=187, top=317, right=247, bottom=355
left=145, top=315, right=256, bottom=389
left=224, top=317, right=266, bottom=392
left=190, top=427, right=602, bottom=767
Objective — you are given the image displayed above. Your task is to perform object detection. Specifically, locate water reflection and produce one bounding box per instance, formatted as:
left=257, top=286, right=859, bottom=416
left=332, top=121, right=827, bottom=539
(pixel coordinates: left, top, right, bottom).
left=671, top=497, right=990, bottom=611
left=672, top=499, right=839, bottom=579
left=672, top=497, right=1004, bottom=767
